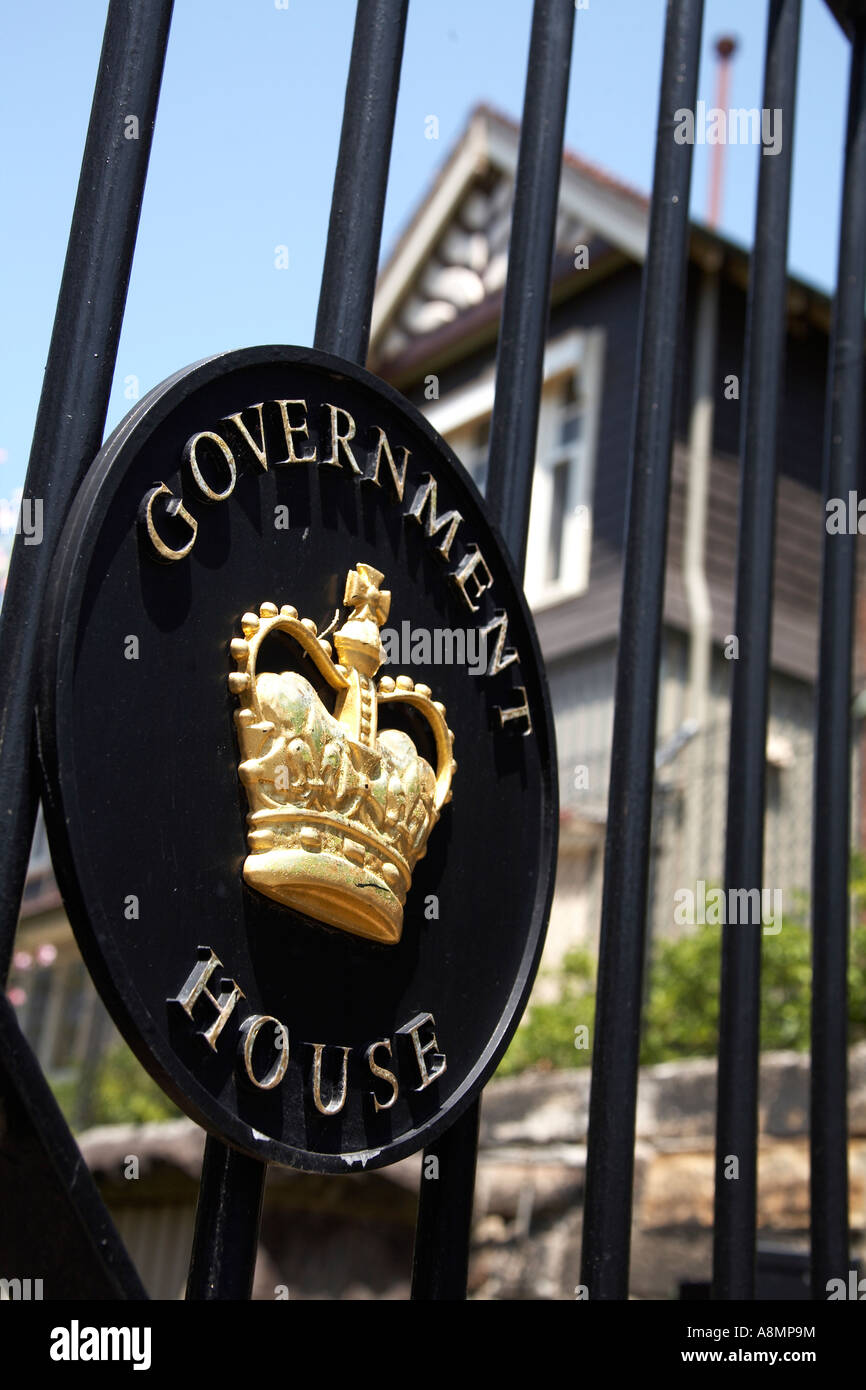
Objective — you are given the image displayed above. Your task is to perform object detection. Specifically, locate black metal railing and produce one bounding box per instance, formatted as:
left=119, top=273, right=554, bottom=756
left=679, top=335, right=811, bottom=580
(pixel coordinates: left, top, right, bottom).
left=0, top=0, right=173, bottom=1300
left=713, top=0, right=801, bottom=1301
left=0, top=0, right=863, bottom=1302
left=580, top=0, right=704, bottom=1300
left=811, top=0, right=866, bottom=1303
left=582, top=0, right=864, bottom=1303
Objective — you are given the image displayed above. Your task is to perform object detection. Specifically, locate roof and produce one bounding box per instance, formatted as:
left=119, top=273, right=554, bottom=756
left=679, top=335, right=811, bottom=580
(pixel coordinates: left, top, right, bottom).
left=370, top=103, right=832, bottom=386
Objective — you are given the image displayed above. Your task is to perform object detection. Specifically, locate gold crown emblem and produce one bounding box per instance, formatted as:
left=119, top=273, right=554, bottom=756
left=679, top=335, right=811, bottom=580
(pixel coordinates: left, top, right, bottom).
left=228, top=564, right=456, bottom=944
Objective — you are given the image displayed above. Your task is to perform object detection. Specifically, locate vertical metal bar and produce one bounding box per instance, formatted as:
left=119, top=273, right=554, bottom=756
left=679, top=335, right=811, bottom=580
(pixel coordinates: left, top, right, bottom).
left=0, top=0, right=172, bottom=1300
left=314, top=0, right=409, bottom=364
left=186, top=1137, right=267, bottom=1300
left=188, top=0, right=409, bottom=1301
left=410, top=1101, right=480, bottom=1300
left=0, top=0, right=174, bottom=983
left=0, top=994, right=147, bottom=1298
left=580, top=0, right=704, bottom=1300
left=411, top=0, right=576, bottom=1302
left=484, top=0, right=577, bottom=577
left=810, top=19, right=866, bottom=1300
left=712, top=0, right=801, bottom=1301
left=310, top=0, right=480, bottom=1303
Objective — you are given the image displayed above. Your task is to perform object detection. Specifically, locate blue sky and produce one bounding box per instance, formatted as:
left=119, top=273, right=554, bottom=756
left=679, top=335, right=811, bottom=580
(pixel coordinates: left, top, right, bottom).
left=0, top=0, right=852, bottom=512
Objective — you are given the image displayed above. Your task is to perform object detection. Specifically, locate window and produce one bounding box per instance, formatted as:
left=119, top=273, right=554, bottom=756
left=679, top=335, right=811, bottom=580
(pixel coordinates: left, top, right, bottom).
left=524, top=361, right=600, bottom=607
left=546, top=457, right=571, bottom=585
left=423, top=329, right=603, bottom=609
left=447, top=417, right=489, bottom=494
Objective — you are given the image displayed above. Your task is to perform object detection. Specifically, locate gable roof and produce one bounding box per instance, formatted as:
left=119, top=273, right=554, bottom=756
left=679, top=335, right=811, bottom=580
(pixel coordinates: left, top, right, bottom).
left=371, top=105, right=648, bottom=365
left=370, top=103, right=831, bottom=384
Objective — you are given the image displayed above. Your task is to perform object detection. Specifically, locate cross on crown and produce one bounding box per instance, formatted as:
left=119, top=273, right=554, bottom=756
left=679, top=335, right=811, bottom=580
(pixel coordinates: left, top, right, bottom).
left=343, top=564, right=390, bottom=630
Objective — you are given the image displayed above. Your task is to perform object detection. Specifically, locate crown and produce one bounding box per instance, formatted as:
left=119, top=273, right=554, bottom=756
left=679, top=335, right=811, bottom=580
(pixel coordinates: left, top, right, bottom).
left=228, top=564, right=456, bottom=944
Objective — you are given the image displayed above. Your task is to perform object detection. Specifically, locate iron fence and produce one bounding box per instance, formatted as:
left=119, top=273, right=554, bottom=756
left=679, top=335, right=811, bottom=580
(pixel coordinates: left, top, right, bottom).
left=0, top=0, right=864, bottom=1303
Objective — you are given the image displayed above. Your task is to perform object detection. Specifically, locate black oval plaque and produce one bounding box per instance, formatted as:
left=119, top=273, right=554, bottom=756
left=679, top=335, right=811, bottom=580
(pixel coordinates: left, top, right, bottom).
left=38, top=345, right=558, bottom=1172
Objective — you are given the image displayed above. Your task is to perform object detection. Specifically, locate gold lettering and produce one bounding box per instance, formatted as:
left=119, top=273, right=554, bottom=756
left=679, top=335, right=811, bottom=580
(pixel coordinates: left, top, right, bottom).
left=406, top=475, right=462, bottom=559
left=399, top=1013, right=446, bottom=1091
left=239, top=1014, right=289, bottom=1090
left=309, top=1042, right=351, bottom=1114
left=497, top=686, right=532, bottom=736
left=184, top=430, right=237, bottom=502
left=451, top=545, right=493, bottom=612
left=367, top=427, right=409, bottom=501
left=321, top=403, right=361, bottom=473
left=365, top=1039, right=399, bottom=1112
left=140, top=483, right=198, bottom=562
left=172, top=947, right=244, bottom=1051
left=274, top=399, right=317, bottom=463
left=223, top=403, right=269, bottom=471
left=480, top=610, right=519, bottom=675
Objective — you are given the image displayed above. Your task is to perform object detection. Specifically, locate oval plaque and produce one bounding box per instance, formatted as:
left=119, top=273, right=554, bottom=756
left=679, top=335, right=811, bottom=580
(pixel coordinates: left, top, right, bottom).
left=38, top=345, right=558, bottom=1172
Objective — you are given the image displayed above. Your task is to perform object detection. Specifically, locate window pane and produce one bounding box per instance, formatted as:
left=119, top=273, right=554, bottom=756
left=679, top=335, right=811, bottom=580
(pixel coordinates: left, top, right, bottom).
left=562, top=373, right=580, bottom=407
left=545, top=458, right=570, bottom=584
left=457, top=419, right=489, bottom=493
left=559, top=412, right=583, bottom=446
left=470, top=455, right=488, bottom=493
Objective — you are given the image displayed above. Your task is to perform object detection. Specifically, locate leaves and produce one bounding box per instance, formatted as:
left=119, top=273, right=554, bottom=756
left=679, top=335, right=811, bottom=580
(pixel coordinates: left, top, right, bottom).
left=52, top=1044, right=180, bottom=1130
left=499, top=890, right=866, bottom=1076
left=498, top=948, right=595, bottom=1076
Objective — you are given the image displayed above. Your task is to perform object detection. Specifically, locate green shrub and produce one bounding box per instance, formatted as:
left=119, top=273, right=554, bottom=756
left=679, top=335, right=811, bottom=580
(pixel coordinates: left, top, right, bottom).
left=499, top=883, right=866, bottom=1076
left=52, top=1043, right=180, bottom=1130
left=497, top=947, right=595, bottom=1077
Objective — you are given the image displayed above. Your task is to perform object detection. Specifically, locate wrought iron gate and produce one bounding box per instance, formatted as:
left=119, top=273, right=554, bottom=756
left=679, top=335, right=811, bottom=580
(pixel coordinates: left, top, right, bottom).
left=1, top=0, right=864, bottom=1305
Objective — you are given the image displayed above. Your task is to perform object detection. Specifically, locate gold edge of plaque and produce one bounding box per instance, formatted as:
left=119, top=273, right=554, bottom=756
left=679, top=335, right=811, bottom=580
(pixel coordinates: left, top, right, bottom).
left=230, top=564, right=457, bottom=944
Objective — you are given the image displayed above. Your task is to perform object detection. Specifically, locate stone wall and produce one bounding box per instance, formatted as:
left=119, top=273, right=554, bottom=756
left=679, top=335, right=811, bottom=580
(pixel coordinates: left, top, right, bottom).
left=471, top=1043, right=866, bottom=1299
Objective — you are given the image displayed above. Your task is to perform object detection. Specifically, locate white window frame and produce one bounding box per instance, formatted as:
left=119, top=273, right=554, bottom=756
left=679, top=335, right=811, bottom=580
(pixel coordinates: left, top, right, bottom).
left=424, top=328, right=604, bottom=609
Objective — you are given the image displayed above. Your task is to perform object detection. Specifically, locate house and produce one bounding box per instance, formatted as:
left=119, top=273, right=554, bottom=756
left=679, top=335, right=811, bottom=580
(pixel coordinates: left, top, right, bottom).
left=368, top=102, right=854, bottom=961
